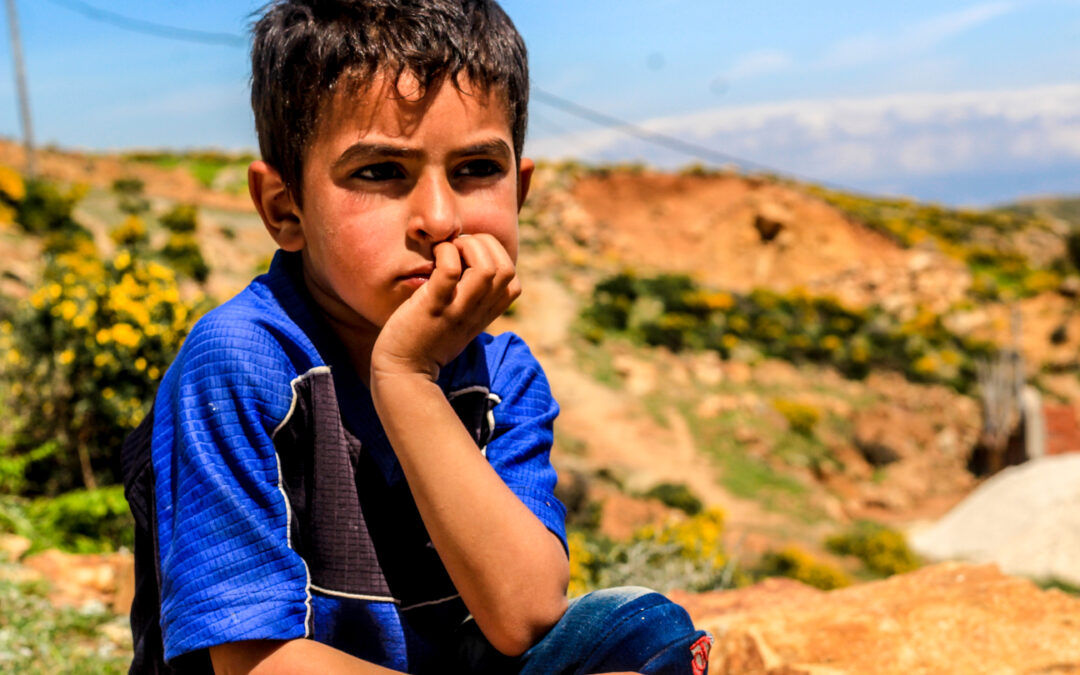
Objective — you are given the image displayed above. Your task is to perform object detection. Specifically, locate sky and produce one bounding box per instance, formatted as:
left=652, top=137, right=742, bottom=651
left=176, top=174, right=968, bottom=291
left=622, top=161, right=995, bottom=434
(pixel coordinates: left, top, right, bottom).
left=0, top=0, right=1078, bottom=205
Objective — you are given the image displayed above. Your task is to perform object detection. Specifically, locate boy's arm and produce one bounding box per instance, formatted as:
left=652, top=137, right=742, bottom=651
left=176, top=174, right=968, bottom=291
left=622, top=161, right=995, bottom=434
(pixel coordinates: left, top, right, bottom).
left=370, top=235, right=569, bottom=657
left=209, top=639, right=402, bottom=675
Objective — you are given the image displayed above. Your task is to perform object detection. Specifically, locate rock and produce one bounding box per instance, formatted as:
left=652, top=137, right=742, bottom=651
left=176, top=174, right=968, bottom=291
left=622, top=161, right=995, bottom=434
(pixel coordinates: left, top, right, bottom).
left=23, top=549, right=135, bottom=612
left=0, top=534, right=31, bottom=562
left=910, top=454, right=1080, bottom=586
left=612, top=353, right=657, bottom=395
left=671, top=562, right=1080, bottom=674
left=1059, top=276, right=1080, bottom=299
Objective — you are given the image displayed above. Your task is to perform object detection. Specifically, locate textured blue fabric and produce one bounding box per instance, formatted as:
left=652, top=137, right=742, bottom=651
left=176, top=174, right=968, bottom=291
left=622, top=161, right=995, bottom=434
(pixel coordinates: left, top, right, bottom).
left=150, top=250, right=567, bottom=667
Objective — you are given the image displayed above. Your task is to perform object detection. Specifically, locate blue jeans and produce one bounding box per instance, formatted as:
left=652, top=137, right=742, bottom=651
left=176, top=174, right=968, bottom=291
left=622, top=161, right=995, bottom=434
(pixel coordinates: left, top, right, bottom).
left=442, top=587, right=713, bottom=675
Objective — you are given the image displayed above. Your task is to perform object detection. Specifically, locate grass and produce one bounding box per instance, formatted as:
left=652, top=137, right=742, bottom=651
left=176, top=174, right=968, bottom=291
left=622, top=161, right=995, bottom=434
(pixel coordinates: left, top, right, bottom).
left=0, top=567, right=130, bottom=673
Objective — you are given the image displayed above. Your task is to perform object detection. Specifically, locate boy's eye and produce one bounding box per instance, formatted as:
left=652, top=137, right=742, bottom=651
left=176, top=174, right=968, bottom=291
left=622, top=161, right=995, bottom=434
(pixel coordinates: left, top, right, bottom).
left=353, top=162, right=405, bottom=181
left=457, top=159, right=504, bottom=179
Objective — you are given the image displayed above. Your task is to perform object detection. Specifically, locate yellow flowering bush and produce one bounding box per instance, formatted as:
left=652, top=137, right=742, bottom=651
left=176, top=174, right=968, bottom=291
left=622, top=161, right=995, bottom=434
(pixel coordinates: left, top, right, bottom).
left=754, top=546, right=851, bottom=590
left=0, top=233, right=209, bottom=493
left=582, top=271, right=995, bottom=392
left=825, top=522, right=921, bottom=578
left=772, top=399, right=821, bottom=437
left=567, top=508, right=731, bottom=595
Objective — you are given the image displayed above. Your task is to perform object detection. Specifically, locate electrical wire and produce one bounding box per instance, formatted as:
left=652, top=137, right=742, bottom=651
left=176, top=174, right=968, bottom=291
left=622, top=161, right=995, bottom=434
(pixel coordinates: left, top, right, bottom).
left=41, top=0, right=246, bottom=47
left=36, top=0, right=856, bottom=192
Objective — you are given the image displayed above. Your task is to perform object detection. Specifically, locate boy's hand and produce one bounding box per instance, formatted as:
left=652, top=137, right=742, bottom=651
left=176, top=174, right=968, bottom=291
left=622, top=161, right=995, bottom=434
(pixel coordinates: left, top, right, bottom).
left=371, top=233, right=520, bottom=382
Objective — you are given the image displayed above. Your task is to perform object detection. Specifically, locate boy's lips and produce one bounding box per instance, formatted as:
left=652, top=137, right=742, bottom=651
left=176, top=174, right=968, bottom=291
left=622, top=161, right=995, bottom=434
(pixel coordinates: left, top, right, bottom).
left=397, top=264, right=434, bottom=287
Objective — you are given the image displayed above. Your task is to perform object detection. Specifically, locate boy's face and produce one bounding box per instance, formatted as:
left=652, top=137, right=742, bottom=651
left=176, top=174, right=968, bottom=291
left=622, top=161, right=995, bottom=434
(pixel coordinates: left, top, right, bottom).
left=285, top=72, right=532, bottom=346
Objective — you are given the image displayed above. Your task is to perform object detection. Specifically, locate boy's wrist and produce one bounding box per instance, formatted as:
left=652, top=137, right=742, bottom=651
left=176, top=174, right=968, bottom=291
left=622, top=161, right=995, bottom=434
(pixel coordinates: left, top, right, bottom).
left=369, top=350, right=441, bottom=384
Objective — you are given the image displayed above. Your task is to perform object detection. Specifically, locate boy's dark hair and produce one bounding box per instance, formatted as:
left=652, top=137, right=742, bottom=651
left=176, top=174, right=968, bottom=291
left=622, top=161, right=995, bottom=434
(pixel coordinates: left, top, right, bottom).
left=251, top=0, right=529, bottom=206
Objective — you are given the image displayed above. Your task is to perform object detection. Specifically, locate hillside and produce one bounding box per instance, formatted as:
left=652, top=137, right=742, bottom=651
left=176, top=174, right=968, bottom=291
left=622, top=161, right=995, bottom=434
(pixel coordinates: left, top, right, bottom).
left=2, top=140, right=1080, bottom=670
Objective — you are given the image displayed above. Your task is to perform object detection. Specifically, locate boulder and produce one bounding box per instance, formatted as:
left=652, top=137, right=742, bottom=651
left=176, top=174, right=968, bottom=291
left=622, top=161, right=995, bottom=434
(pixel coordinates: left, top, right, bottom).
left=670, top=562, right=1080, bottom=674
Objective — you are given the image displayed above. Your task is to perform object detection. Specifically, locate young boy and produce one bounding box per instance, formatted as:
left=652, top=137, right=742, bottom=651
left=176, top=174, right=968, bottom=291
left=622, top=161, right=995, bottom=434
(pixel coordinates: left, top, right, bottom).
left=121, top=1, right=712, bottom=673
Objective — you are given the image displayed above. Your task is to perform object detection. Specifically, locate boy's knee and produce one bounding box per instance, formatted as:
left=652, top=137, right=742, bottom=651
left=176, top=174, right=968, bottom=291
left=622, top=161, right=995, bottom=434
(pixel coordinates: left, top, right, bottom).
left=528, top=586, right=712, bottom=675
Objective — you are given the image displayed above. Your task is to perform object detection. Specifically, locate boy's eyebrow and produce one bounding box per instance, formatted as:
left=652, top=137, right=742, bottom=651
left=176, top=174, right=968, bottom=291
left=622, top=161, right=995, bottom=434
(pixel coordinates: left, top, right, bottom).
left=333, top=142, right=422, bottom=169
left=332, top=138, right=513, bottom=170
left=451, top=139, right=513, bottom=161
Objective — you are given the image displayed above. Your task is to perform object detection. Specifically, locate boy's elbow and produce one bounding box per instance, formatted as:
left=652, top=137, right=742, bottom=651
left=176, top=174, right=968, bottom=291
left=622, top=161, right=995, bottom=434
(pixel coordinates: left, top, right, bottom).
left=488, top=593, right=568, bottom=657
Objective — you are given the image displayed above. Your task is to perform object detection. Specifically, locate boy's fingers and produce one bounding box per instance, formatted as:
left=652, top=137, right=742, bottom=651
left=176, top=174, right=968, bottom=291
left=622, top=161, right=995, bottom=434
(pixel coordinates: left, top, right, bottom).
left=458, top=234, right=515, bottom=289
left=427, top=241, right=462, bottom=307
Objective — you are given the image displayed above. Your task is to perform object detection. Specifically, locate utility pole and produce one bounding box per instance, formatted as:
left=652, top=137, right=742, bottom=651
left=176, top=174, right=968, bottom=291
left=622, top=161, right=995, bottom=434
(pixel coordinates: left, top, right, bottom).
left=5, top=0, right=35, bottom=176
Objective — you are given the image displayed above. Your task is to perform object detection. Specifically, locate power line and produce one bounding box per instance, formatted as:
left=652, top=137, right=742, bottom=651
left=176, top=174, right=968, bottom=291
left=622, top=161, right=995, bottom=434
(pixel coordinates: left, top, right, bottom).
left=42, top=0, right=246, bottom=47
left=532, top=86, right=768, bottom=173
left=37, top=0, right=855, bottom=192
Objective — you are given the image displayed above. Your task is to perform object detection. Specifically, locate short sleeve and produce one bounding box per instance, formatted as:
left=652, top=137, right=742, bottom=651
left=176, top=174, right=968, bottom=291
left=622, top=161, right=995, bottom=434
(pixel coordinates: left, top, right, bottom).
left=151, top=311, right=312, bottom=661
left=483, top=334, right=567, bottom=553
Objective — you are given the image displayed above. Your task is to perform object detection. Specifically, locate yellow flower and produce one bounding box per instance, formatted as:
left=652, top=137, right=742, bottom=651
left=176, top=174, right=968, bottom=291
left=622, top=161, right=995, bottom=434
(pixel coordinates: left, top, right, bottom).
left=58, top=349, right=75, bottom=365
left=134, top=357, right=147, bottom=371
left=148, top=366, right=160, bottom=380
left=111, top=322, right=140, bottom=349
left=56, top=300, right=78, bottom=322
left=5, top=349, right=20, bottom=365
left=103, top=388, right=115, bottom=400
left=114, top=250, right=132, bottom=271
left=96, top=328, right=112, bottom=345
left=0, top=165, right=25, bottom=201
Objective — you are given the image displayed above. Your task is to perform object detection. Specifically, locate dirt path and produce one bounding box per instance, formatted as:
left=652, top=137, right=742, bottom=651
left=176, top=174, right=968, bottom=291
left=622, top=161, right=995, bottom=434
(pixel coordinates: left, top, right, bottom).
left=494, top=263, right=789, bottom=538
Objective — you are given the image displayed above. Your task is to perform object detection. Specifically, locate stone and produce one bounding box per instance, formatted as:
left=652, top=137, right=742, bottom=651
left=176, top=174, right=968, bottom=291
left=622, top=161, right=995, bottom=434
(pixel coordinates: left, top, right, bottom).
left=671, top=562, right=1080, bottom=674
left=0, top=534, right=31, bottom=562
left=23, top=549, right=135, bottom=612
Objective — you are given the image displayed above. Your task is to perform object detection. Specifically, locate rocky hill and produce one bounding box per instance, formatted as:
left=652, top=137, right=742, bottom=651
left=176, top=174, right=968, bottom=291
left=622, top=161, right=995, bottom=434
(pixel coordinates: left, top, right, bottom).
left=2, top=139, right=1080, bottom=671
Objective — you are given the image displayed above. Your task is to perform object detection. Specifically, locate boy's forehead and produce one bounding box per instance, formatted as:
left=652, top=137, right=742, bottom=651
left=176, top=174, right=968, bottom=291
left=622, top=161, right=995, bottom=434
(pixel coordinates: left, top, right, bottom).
left=312, top=70, right=513, bottom=151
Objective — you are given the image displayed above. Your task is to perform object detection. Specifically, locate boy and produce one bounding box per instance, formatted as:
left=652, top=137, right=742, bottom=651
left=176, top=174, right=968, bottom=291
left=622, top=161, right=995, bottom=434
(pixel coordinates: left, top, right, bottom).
left=121, top=1, right=712, bottom=673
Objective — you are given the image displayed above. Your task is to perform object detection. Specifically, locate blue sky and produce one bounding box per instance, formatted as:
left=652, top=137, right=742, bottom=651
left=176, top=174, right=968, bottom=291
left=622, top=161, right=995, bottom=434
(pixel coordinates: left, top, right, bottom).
left=1, top=0, right=1078, bottom=204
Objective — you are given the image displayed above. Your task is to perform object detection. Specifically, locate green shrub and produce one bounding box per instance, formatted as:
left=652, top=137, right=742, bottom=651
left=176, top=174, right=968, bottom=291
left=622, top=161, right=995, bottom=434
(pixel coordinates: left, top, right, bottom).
left=15, top=178, right=88, bottom=237
left=27, top=487, right=133, bottom=553
left=159, top=204, right=197, bottom=234
left=111, top=177, right=149, bottom=215
left=773, top=399, right=821, bottom=436
left=161, top=233, right=209, bottom=283
left=754, top=546, right=851, bottom=590
left=825, top=522, right=920, bottom=577
left=643, top=482, right=703, bottom=515
left=579, top=272, right=995, bottom=392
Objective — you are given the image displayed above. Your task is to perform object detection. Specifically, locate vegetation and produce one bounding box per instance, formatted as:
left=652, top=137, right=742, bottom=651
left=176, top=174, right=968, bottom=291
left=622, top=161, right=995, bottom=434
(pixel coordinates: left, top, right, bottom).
left=568, top=508, right=733, bottom=596
left=753, top=546, right=851, bottom=590
left=825, top=521, right=921, bottom=578
left=642, top=482, right=703, bottom=516
left=806, top=185, right=1067, bottom=300
left=581, top=271, right=995, bottom=393
left=0, top=488, right=133, bottom=555
left=122, top=149, right=254, bottom=192
left=0, top=169, right=209, bottom=494
left=0, top=570, right=130, bottom=673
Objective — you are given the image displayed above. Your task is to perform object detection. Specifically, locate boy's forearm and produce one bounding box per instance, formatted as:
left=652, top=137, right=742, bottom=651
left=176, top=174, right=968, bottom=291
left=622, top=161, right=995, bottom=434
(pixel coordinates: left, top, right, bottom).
left=209, top=638, right=402, bottom=675
left=371, top=370, right=569, bottom=656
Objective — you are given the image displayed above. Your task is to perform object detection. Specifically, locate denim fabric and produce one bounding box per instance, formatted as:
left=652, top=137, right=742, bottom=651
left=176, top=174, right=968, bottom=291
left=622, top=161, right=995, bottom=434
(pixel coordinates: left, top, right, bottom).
left=438, top=586, right=712, bottom=675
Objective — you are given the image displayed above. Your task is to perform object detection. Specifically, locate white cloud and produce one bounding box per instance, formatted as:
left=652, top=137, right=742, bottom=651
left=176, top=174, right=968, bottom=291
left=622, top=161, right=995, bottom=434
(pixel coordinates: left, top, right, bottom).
left=526, top=82, right=1080, bottom=202
left=819, top=2, right=1017, bottom=69
left=722, top=49, right=792, bottom=82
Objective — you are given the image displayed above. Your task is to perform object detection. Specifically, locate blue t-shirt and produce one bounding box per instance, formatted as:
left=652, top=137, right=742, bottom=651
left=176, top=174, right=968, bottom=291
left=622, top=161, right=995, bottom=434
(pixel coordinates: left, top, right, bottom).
left=121, top=250, right=566, bottom=673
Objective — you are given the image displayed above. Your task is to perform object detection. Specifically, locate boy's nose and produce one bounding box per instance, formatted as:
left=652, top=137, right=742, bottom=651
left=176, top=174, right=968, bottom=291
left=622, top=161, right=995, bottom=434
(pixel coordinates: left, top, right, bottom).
left=407, top=173, right=462, bottom=244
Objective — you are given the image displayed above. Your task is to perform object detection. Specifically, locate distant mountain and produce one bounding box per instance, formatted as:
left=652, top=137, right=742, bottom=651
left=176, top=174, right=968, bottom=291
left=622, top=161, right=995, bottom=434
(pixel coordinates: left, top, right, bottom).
left=1002, top=196, right=1080, bottom=229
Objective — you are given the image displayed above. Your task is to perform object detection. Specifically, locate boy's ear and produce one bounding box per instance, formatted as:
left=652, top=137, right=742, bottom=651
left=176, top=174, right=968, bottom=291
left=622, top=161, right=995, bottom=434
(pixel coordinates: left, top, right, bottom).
left=248, top=160, right=305, bottom=251
left=517, top=157, right=535, bottom=212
